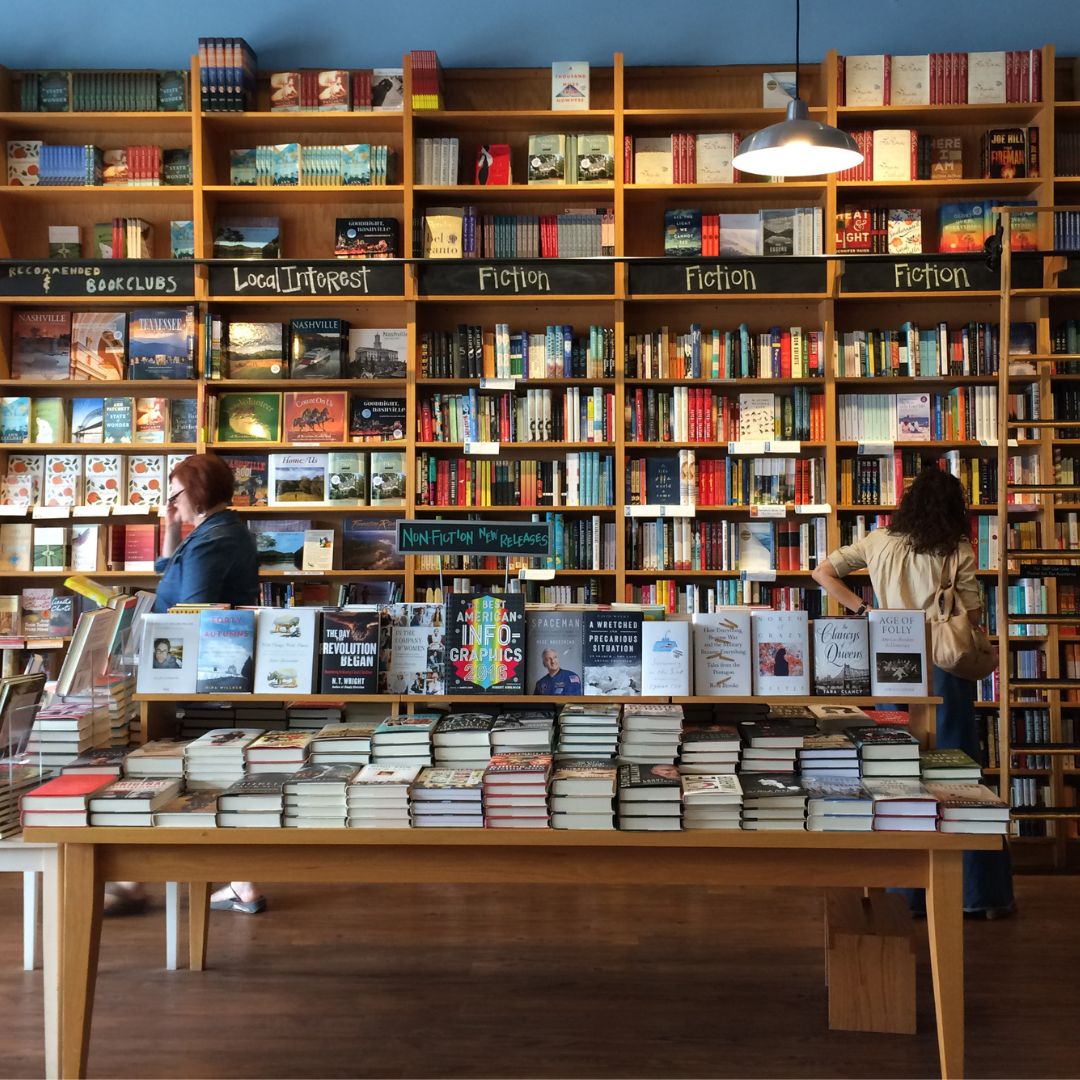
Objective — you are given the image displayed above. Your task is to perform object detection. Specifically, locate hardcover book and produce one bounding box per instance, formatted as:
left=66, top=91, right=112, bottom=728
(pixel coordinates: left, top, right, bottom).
left=368, top=451, right=406, bottom=507
left=346, top=328, right=407, bottom=379
left=70, top=312, right=126, bottom=380
left=334, top=218, right=399, bottom=258
left=302, top=528, right=334, bottom=571
left=326, top=452, right=367, bottom=505
left=195, top=608, right=256, bottom=694
left=868, top=609, right=927, bottom=696
left=319, top=608, right=381, bottom=694
left=11, top=310, right=71, bottom=381
left=102, top=397, right=134, bottom=443
left=133, top=397, right=167, bottom=444
left=220, top=454, right=269, bottom=506
left=216, top=393, right=282, bottom=443
left=422, top=208, right=464, bottom=258
left=0, top=397, right=30, bottom=444
left=751, top=609, right=810, bottom=695
left=70, top=398, right=104, bottom=443
left=527, top=134, right=566, bottom=184
left=738, top=522, right=775, bottom=573
left=283, top=391, right=348, bottom=443
left=252, top=522, right=305, bottom=570
left=444, top=592, right=526, bottom=695
left=695, top=133, right=736, bottom=184
left=640, top=620, right=690, bottom=696
left=644, top=452, right=681, bottom=505
left=574, top=133, right=614, bottom=183
left=126, top=307, right=196, bottom=379
left=268, top=452, right=328, bottom=505
left=212, top=217, right=281, bottom=259
left=692, top=608, right=752, bottom=696
left=349, top=398, right=406, bottom=442
left=526, top=609, right=584, bottom=696
left=582, top=610, right=642, bottom=696
left=812, top=617, right=871, bottom=696
left=168, top=398, right=198, bottom=444
left=896, top=392, right=931, bottom=440
left=126, top=455, right=165, bottom=507
left=380, top=602, right=445, bottom=695
left=29, top=397, right=63, bottom=443
left=371, top=69, right=404, bottom=112
left=289, top=319, right=347, bottom=378
left=551, top=61, right=589, bottom=111
left=226, top=321, right=285, bottom=380
left=342, top=517, right=403, bottom=571
left=252, top=607, right=318, bottom=695
left=135, top=612, right=200, bottom=694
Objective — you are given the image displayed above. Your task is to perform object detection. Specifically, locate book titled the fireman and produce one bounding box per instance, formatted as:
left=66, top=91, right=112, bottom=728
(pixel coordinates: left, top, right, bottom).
left=444, top=592, right=525, bottom=695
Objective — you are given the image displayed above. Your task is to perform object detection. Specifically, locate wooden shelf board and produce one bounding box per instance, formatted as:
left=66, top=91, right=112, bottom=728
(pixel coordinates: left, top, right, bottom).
left=413, top=184, right=613, bottom=203
left=201, top=111, right=404, bottom=132
left=0, top=185, right=194, bottom=199
left=415, top=505, right=611, bottom=513
left=623, top=181, right=827, bottom=198
left=202, top=184, right=403, bottom=204
left=208, top=379, right=407, bottom=391
left=0, top=380, right=197, bottom=392
left=838, top=102, right=1043, bottom=124
left=411, top=568, right=610, bottom=577
left=419, top=378, right=616, bottom=387
left=625, top=377, right=823, bottom=387
left=411, top=109, right=615, bottom=131
left=0, top=111, right=194, bottom=132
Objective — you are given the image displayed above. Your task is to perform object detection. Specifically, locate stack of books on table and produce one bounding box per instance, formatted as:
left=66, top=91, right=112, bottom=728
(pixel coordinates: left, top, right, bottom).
left=409, top=767, right=485, bottom=827
left=284, top=763, right=358, bottom=827
left=677, top=722, right=741, bottom=775
left=680, top=773, right=743, bottom=830
left=847, top=726, right=921, bottom=778
left=556, top=702, right=620, bottom=758
left=738, top=720, right=805, bottom=774
left=152, top=789, right=220, bottom=827
left=0, top=763, right=47, bottom=837
left=864, top=778, right=939, bottom=831
left=490, top=710, right=556, bottom=753
left=432, top=712, right=496, bottom=769
left=798, top=733, right=859, bottom=779
left=925, top=782, right=1011, bottom=834
left=284, top=702, right=345, bottom=732
left=920, top=748, right=982, bottom=783
left=804, top=776, right=875, bottom=831
left=62, top=746, right=129, bottom=776
left=481, top=752, right=551, bottom=828
left=217, top=772, right=290, bottom=827
left=618, top=704, right=683, bottom=765
left=308, top=722, right=375, bottom=766
left=616, top=762, right=682, bottom=831
left=177, top=702, right=244, bottom=738
left=233, top=701, right=289, bottom=731
left=346, top=763, right=420, bottom=827
left=88, top=777, right=182, bottom=826
left=123, top=739, right=188, bottom=778
left=244, top=730, right=313, bottom=774
left=63, top=676, right=137, bottom=747
left=184, top=728, right=264, bottom=790
left=740, top=773, right=808, bottom=830
left=549, top=757, right=616, bottom=829
left=19, top=773, right=113, bottom=827
left=371, top=714, right=437, bottom=767
left=23, top=702, right=109, bottom=770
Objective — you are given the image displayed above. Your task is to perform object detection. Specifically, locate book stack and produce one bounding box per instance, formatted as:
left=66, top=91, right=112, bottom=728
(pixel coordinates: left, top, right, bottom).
left=409, top=767, right=485, bottom=827
left=87, top=777, right=182, bottom=826
left=738, top=720, right=805, bottom=774
left=233, top=701, right=290, bottom=731
left=677, top=722, right=741, bottom=775
left=432, top=712, right=497, bottom=769
left=346, top=763, right=420, bottom=827
left=798, top=733, right=860, bottom=779
left=371, top=714, right=438, bottom=767
left=806, top=703, right=872, bottom=733
left=183, top=728, right=263, bottom=791
left=177, top=702, right=242, bottom=738
left=308, top=722, right=375, bottom=766
left=283, top=763, right=358, bottom=828
left=285, top=702, right=345, bottom=732
left=920, top=749, right=982, bottom=783
left=556, top=702, right=621, bottom=758
left=24, top=701, right=109, bottom=769
left=618, top=704, right=683, bottom=765
left=847, top=726, right=921, bottom=778
left=490, top=711, right=556, bottom=754
left=864, top=779, right=939, bottom=831
left=152, top=790, right=220, bottom=828
left=549, top=758, right=617, bottom=829
left=0, top=764, right=46, bottom=838
left=63, top=675, right=137, bottom=747
left=481, top=752, right=552, bottom=829
left=19, top=773, right=113, bottom=827
left=244, top=730, right=313, bottom=774
left=123, top=739, right=188, bottom=779
left=616, top=762, right=682, bottom=831
left=740, top=774, right=807, bottom=830
left=62, top=746, right=129, bottom=776
left=217, top=773, right=290, bottom=827
left=925, top=782, right=1011, bottom=835
left=680, top=774, right=743, bottom=830
left=804, top=776, right=875, bottom=831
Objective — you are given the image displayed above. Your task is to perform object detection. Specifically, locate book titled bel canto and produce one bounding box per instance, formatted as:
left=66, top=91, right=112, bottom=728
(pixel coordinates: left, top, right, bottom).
left=319, top=608, right=381, bottom=694
left=692, top=608, right=752, bottom=695
left=812, top=617, right=871, bottom=695
left=126, top=307, right=196, bottom=379
left=195, top=609, right=256, bottom=694
left=751, top=609, right=810, bottom=695
left=582, top=610, right=642, bottom=696
left=525, top=609, right=583, bottom=695
left=444, top=592, right=525, bottom=694
left=868, top=610, right=927, bottom=695
left=251, top=607, right=318, bottom=694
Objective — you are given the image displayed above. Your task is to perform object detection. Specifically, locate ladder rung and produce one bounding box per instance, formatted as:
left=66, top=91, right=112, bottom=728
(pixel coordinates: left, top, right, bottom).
left=1007, top=419, right=1080, bottom=427
left=1009, top=550, right=1080, bottom=559
left=1010, top=808, right=1080, bottom=819
left=1006, top=614, right=1080, bottom=623
left=1007, top=353, right=1080, bottom=363
left=1006, top=485, right=1080, bottom=493
left=1010, top=679, right=1080, bottom=689
left=1007, top=745, right=1080, bottom=754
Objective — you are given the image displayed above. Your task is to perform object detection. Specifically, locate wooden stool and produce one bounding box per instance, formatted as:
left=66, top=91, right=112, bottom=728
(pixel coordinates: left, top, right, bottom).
left=825, top=888, right=917, bottom=1035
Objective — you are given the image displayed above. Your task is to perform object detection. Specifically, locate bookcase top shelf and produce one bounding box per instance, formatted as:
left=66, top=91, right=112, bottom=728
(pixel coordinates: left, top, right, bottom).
left=200, top=111, right=403, bottom=133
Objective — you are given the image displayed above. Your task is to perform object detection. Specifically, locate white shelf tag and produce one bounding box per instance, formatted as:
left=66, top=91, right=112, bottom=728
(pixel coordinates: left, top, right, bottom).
left=464, top=441, right=500, bottom=456
left=518, top=568, right=556, bottom=581
left=749, top=504, right=786, bottom=519
left=480, top=378, right=516, bottom=390
left=858, top=441, right=894, bottom=455
left=796, top=503, right=832, bottom=515
left=740, top=570, right=777, bottom=582
left=32, top=506, right=70, bottom=520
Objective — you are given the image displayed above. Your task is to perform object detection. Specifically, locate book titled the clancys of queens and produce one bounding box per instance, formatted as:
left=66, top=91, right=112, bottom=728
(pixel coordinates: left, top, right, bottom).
left=812, top=616, right=871, bottom=696
left=444, top=592, right=525, bottom=695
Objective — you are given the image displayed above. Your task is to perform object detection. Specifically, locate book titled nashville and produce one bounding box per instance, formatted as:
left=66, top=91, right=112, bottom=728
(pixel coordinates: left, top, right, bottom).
left=444, top=592, right=525, bottom=694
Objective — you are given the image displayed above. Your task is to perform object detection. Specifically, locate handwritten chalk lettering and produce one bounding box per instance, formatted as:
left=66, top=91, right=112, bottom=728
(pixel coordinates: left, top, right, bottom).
left=85, top=274, right=181, bottom=294
left=478, top=265, right=551, bottom=293
left=396, top=519, right=552, bottom=556
left=229, top=264, right=372, bottom=295
left=684, top=264, right=758, bottom=292
left=893, top=262, right=972, bottom=290
left=0, top=262, right=194, bottom=297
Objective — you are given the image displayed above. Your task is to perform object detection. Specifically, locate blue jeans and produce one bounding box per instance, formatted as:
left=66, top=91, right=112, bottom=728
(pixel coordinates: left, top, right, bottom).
left=899, top=666, right=1015, bottom=914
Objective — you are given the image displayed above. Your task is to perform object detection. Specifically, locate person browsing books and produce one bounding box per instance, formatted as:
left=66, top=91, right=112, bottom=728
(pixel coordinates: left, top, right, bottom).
left=533, top=649, right=582, bottom=695
left=811, top=466, right=1014, bottom=919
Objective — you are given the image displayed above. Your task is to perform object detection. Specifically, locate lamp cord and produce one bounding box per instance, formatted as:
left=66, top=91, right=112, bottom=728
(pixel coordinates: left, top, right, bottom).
left=794, top=0, right=801, bottom=100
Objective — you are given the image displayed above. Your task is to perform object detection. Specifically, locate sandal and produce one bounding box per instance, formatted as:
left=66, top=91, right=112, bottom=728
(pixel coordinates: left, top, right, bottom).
left=209, top=885, right=266, bottom=914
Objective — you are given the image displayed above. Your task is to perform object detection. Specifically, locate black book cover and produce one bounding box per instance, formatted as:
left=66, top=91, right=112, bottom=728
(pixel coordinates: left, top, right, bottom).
left=444, top=593, right=526, bottom=695
left=319, top=609, right=381, bottom=693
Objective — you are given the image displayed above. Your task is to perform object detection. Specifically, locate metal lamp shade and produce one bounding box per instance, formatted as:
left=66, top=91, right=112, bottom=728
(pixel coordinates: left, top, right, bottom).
left=732, top=98, right=864, bottom=177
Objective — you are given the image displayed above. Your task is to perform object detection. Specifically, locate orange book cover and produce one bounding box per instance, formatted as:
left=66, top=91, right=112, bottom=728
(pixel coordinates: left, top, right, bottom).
left=282, top=392, right=348, bottom=443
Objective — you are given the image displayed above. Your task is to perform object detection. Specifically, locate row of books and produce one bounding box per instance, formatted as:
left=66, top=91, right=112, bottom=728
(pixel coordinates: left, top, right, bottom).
left=836, top=388, right=1004, bottom=443
left=625, top=580, right=825, bottom=616
left=6, top=143, right=191, bottom=189
left=37, top=219, right=192, bottom=261
left=419, top=206, right=615, bottom=259
left=662, top=206, right=823, bottom=258
left=16, top=69, right=189, bottom=113
left=267, top=68, right=404, bottom=112
left=0, top=395, right=195, bottom=447
left=688, top=456, right=826, bottom=510
left=196, top=37, right=258, bottom=112
left=228, top=144, right=394, bottom=187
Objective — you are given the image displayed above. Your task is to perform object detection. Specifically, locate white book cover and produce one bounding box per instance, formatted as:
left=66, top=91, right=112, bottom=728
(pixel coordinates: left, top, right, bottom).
left=738, top=522, right=775, bottom=573
left=695, top=133, right=735, bottom=184
left=719, top=214, right=762, bottom=256
left=641, top=620, right=690, bottom=696
left=751, top=609, right=810, bottom=695
left=761, top=72, right=796, bottom=108
left=889, top=55, right=930, bottom=105
left=83, top=454, right=125, bottom=507
left=692, top=609, right=752, bottom=696
left=252, top=608, right=318, bottom=695
left=346, top=327, right=407, bottom=379
left=633, top=137, right=672, bottom=184
left=127, top=454, right=164, bottom=508
left=896, top=392, right=931, bottom=441
left=844, top=54, right=887, bottom=105
left=968, top=51, right=1007, bottom=105
left=136, top=613, right=200, bottom=695
left=70, top=524, right=102, bottom=573
left=551, top=61, right=589, bottom=111
left=868, top=610, right=928, bottom=696
left=268, top=452, right=329, bottom=506
left=301, top=529, right=334, bottom=571
left=812, top=617, right=871, bottom=695
left=872, top=129, right=914, bottom=182
left=738, top=393, right=775, bottom=440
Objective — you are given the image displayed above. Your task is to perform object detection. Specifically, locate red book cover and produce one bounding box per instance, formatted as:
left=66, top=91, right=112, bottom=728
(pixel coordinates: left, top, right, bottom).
left=282, top=391, right=347, bottom=443
left=883, top=54, right=892, bottom=106
left=123, top=523, right=157, bottom=570
left=21, top=773, right=113, bottom=809
left=623, top=135, right=633, bottom=183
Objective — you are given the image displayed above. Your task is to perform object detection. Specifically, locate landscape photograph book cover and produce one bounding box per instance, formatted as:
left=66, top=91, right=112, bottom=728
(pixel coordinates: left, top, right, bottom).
left=342, top=517, right=403, bottom=571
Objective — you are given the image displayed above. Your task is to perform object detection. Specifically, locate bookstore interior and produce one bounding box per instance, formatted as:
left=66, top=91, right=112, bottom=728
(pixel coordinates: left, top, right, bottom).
left=2, top=1, right=1080, bottom=1076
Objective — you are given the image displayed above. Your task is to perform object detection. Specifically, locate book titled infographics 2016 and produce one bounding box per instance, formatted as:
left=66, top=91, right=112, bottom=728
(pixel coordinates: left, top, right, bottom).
left=868, top=610, right=928, bottom=696
left=751, top=609, right=810, bottom=696
left=444, top=592, right=525, bottom=695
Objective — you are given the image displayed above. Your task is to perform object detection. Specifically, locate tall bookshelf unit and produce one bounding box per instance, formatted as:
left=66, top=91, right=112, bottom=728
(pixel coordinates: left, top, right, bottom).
left=1, top=45, right=1078, bottom=864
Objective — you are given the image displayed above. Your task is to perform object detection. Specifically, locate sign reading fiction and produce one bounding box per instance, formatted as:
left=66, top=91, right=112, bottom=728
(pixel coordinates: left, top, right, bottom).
left=396, top=519, right=552, bottom=557
left=417, top=260, right=614, bottom=296
left=628, top=258, right=826, bottom=295
left=0, top=261, right=195, bottom=297
left=840, top=253, right=1042, bottom=293
left=209, top=260, right=404, bottom=297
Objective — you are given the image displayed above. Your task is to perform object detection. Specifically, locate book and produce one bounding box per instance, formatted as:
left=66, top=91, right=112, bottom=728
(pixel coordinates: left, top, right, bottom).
left=195, top=609, right=256, bottom=694
left=135, top=612, right=200, bottom=694
left=220, top=454, right=269, bottom=506
left=738, top=522, right=775, bottom=573
left=126, top=306, right=196, bottom=379
left=896, top=392, right=931, bottom=441
left=444, top=592, right=526, bottom=694
left=152, top=790, right=220, bottom=827
left=268, top=452, right=328, bottom=505
left=349, top=398, right=406, bottom=443
left=289, top=319, right=347, bottom=379
left=924, top=782, right=1009, bottom=820
left=301, top=529, right=334, bottom=570
left=692, top=609, right=752, bottom=696
left=371, top=69, right=404, bottom=112
left=252, top=608, right=318, bottom=694
left=225, top=321, right=285, bottom=379
left=170, top=220, right=194, bottom=259
left=526, top=609, right=583, bottom=696
left=868, top=610, right=927, bottom=696
left=70, top=311, right=126, bottom=380
left=0, top=396, right=30, bottom=444
left=582, top=610, right=642, bottom=696
left=422, top=207, right=464, bottom=258
left=617, top=762, right=682, bottom=801
left=212, top=217, right=281, bottom=259
left=283, top=391, right=348, bottom=443
left=695, top=133, right=736, bottom=184
left=19, top=772, right=112, bottom=811
left=325, top=452, right=366, bottom=505
left=640, top=620, right=690, bottom=696
left=342, top=517, right=403, bottom=571
left=368, top=451, right=406, bottom=507
left=551, top=61, right=589, bottom=111
left=919, top=748, right=982, bottom=781
left=751, top=610, right=810, bottom=695
left=574, top=133, right=614, bottom=184
left=11, top=310, right=71, bottom=380
left=88, top=777, right=182, bottom=812
left=70, top=397, right=104, bottom=443
left=475, top=143, right=512, bottom=185
left=334, top=217, right=399, bottom=258
left=346, top=327, right=407, bottom=379
left=812, top=617, right=871, bottom=696
left=134, top=397, right=167, bottom=444
left=216, top=393, right=282, bottom=443
left=380, top=603, right=445, bottom=695
left=319, top=608, right=381, bottom=694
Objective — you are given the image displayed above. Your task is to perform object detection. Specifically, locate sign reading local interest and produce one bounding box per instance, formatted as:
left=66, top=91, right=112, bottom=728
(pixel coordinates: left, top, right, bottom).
left=417, top=260, right=614, bottom=296
left=0, top=261, right=196, bottom=297
left=840, top=253, right=1042, bottom=293
left=628, top=258, right=826, bottom=295
left=396, top=519, right=553, bottom=557
left=209, top=260, right=404, bottom=297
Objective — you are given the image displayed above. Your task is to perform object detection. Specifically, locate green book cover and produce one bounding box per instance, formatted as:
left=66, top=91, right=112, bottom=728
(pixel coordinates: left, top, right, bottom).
left=29, top=397, right=64, bottom=443
left=102, top=397, right=134, bottom=444
left=0, top=396, right=31, bottom=444
left=216, top=393, right=282, bottom=443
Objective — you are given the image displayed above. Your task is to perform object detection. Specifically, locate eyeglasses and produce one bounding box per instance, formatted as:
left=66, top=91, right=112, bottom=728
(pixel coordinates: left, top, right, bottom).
left=166, top=489, right=185, bottom=506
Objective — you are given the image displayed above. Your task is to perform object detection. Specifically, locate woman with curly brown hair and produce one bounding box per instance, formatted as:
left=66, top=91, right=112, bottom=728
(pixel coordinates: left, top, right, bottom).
left=812, top=465, right=1015, bottom=919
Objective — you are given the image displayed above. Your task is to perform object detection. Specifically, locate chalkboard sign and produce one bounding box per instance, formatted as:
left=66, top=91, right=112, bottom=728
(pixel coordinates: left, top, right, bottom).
left=209, top=260, right=404, bottom=297
left=840, top=253, right=1042, bottom=293
left=417, top=260, right=614, bottom=296
left=0, top=261, right=195, bottom=297
left=1018, top=565, right=1080, bottom=578
left=628, top=258, right=826, bottom=295
left=396, top=519, right=553, bottom=557
left=1059, top=257, right=1080, bottom=289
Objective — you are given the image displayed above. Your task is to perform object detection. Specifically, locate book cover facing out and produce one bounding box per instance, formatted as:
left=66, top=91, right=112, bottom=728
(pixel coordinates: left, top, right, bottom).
left=319, top=608, right=380, bottom=694
left=582, top=610, right=642, bottom=696
left=868, top=609, right=927, bottom=696
left=751, top=609, right=810, bottom=695
left=692, top=608, right=752, bottom=696
left=444, top=592, right=525, bottom=694
left=525, top=609, right=583, bottom=696
left=812, top=617, right=871, bottom=696
left=195, top=609, right=256, bottom=694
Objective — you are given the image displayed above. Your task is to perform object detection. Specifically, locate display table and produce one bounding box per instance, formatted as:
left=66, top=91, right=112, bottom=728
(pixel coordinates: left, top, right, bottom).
left=24, top=827, right=1000, bottom=1080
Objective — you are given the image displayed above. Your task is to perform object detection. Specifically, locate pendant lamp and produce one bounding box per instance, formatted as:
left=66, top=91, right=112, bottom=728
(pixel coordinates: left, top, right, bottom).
left=732, top=0, right=863, bottom=177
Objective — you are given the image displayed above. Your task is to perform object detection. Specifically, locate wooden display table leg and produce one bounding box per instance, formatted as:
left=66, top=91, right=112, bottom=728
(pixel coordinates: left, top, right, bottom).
left=59, top=843, right=102, bottom=1080
left=926, top=850, right=964, bottom=1079
left=188, top=882, right=209, bottom=971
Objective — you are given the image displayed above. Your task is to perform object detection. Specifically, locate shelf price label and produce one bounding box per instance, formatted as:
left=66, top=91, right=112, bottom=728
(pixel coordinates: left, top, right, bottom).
left=796, top=503, right=832, bottom=515
left=740, top=569, right=777, bottom=582
left=0, top=506, right=29, bottom=518
left=518, top=568, right=556, bottom=581
left=624, top=504, right=696, bottom=518
left=728, top=440, right=801, bottom=455
left=464, top=441, right=500, bottom=456
left=749, top=504, right=786, bottom=519
left=480, top=378, right=517, bottom=390
left=0, top=261, right=196, bottom=297
left=32, top=506, right=70, bottom=520
left=857, top=441, right=894, bottom=455
left=208, top=261, right=404, bottom=297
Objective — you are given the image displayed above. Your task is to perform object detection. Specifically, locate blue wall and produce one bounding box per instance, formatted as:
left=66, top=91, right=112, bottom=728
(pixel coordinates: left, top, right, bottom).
left=3, top=0, right=1076, bottom=69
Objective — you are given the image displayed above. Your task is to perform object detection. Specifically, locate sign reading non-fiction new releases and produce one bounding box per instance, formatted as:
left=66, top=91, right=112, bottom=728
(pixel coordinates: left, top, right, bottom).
left=0, top=261, right=196, bottom=297
left=209, top=260, right=404, bottom=297
left=417, top=260, right=614, bottom=296
left=395, top=519, right=552, bottom=557
left=628, top=258, right=826, bottom=295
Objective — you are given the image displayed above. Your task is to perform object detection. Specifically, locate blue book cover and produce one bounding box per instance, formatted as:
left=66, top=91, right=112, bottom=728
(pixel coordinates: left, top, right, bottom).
left=196, top=609, right=256, bottom=694
left=70, top=397, right=104, bottom=443
left=0, top=396, right=30, bottom=444
left=127, top=307, right=196, bottom=379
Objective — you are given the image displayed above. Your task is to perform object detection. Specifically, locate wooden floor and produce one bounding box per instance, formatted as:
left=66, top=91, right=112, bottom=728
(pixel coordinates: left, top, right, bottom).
left=1, top=872, right=1078, bottom=1078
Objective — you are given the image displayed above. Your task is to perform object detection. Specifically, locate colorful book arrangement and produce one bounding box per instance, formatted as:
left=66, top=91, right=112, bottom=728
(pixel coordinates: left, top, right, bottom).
left=267, top=68, right=402, bottom=112
left=196, top=38, right=258, bottom=111
left=419, top=206, right=615, bottom=258
left=228, top=144, right=393, bottom=186
left=16, top=69, right=189, bottom=112
left=663, top=207, right=823, bottom=257
left=409, top=50, right=444, bottom=110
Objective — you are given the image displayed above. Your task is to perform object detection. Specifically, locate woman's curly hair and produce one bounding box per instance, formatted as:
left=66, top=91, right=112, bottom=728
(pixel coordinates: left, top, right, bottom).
left=887, top=465, right=970, bottom=555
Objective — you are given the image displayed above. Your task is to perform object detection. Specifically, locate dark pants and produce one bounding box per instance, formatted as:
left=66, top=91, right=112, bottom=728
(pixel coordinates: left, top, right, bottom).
left=900, top=666, right=1015, bottom=914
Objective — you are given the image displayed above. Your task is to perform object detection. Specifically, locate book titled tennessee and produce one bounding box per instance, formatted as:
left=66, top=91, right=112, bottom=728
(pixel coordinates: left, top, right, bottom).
left=195, top=609, right=256, bottom=694
left=444, top=592, right=526, bottom=694
left=126, top=306, right=196, bottom=379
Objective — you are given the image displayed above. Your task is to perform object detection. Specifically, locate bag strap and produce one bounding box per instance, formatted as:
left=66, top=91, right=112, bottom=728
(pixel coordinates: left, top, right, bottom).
left=935, top=548, right=960, bottom=616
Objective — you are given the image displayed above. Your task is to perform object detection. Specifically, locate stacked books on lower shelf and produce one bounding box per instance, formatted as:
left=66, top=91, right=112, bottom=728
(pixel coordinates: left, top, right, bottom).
left=548, top=758, right=616, bottom=830
left=616, top=762, right=682, bottom=831
left=284, top=764, right=354, bottom=827
left=346, top=764, right=419, bottom=827
left=740, top=774, right=808, bottom=830
left=482, top=753, right=552, bottom=828
left=681, top=774, right=743, bottom=830
left=87, top=776, right=181, bottom=825
left=1, top=763, right=49, bottom=837
left=409, top=767, right=484, bottom=827
left=217, top=772, right=289, bottom=827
